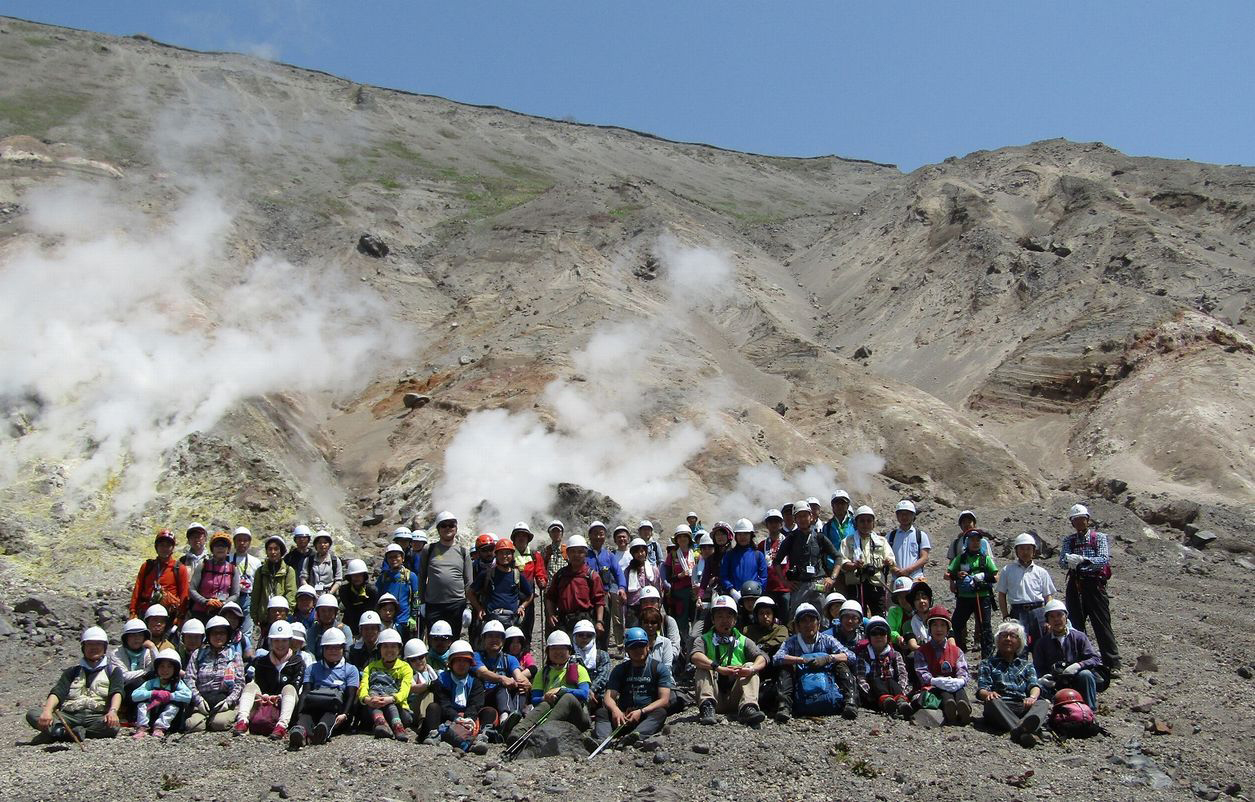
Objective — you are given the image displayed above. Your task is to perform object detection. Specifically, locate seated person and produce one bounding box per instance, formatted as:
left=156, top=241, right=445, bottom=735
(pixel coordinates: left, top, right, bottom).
left=978, top=621, right=1048, bottom=747
left=130, top=649, right=192, bottom=739
left=424, top=639, right=492, bottom=754
left=26, top=627, right=123, bottom=743
left=912, top=606, right=972, bottom=725
left=588, top=627, right=673, bottom=750
left=572, top=619, right=612, bottom=706
left=405, top=638, right=440, bottom=728
left=689, top=596, right=767, bottom=727
left=1031, top=599, right=1103, bottom=709
left=110, top=618, right=154, bottom=721
left=772, top=603, right=858, bottom=723
left=359, top=628, right=413, bottom=740
left=288, top=628, right=358, bottom=750
left=855, top=616, right=914, bottom=718
left=184, top=616, right=245, bottom=732
left=349, top=610, right=383, bottom=670
left=473, top=620, right=529, bottom=730
left=504, top=631, right=591, bottom=743
left=234, top=621, right=304, bottom=740
left=504, top=626, right=537, bottom=681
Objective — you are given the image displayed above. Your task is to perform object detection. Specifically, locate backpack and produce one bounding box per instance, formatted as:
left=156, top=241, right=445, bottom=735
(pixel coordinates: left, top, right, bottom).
left=793, top=652, right=843, bottom=716
left=1048, top=700, right=1100, bottom=737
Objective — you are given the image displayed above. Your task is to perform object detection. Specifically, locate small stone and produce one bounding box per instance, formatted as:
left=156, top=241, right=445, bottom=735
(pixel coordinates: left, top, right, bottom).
left=402, top=393, right=431, bottom=410
left=1148, top=719, right=1172, bottom=736
left=269, top=786, right=288, bottom=799
left=652, top=752, right=668, bottom=764
left=709, top=780, right=728, bottom=791
left=1186, top=530, right=1218, bottom=549
left=691, top=743, right=710, bottom=755
left=912, top=708, right=944, bottom=729
left=774, top=402, right=788, bottom=416
left=1134, top=654, right=1160, bottom=673
left=1237, top=665, right=1252, bottom=680
left=459, top=355, right=474, bottom=366
left=1224, top=782, right=1242, bottom=796
left=357, top=233, right=389, bottom=258
left=1131, top=697, right=1156, bottom=713
left=853, top=345, right=872, bottom=360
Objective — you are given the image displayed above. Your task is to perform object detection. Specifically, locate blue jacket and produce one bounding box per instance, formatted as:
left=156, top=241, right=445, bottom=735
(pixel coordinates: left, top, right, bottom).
left=131, top=675, right=193, bottom=705
left=720, top=545, right=768, bottom=594
left=376, top=566, right=420, bottom=625
left=822, top=516, right=854, bottom=572
left=588, top=547, right=627, bottom=591
left=304, top=656, right=361, bottom=692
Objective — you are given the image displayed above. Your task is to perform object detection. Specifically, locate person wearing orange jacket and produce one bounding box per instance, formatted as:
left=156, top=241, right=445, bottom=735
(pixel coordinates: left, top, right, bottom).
left=129, top=530, right=190, bottom=621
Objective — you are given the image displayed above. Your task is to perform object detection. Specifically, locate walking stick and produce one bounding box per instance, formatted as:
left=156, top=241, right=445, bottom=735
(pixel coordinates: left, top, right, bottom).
left=502, top=704, right=556, bottom=761
left=54, top=711, right=86, bottom=752
left=587, top=722, right=629, bottom=759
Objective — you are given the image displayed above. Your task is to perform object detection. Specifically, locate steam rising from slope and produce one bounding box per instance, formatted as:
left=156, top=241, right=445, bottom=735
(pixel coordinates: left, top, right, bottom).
left=712, top=453, right=887, bottom=521
left=0, top=182, right=405, bottom=514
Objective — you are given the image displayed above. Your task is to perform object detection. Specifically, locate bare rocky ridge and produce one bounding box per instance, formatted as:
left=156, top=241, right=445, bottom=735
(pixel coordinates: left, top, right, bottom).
left=0, top=15, right=1252, bottom=802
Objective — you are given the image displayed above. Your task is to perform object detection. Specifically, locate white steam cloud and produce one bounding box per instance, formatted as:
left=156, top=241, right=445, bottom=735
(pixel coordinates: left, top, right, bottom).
left=713, top=452, right=886, bottom=522
left=0, top=181, right=406, bottom=513
left=435, top=235, right=736, bottom=531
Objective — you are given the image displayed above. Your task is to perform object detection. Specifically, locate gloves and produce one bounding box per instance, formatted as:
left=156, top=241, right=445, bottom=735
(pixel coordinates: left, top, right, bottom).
left=149, top=690, right=171, bottom=705
left=932, top=676, right=964, bottom=693
left=729, top=589, right=742, bottom=602
left=1064, top=554, right=1085, bottom=569
left=196, top=698, right=211, bottom=715
left=1063, top=662, right=1082, bottom=676
left=1038, top=676, right=1056, bottom=691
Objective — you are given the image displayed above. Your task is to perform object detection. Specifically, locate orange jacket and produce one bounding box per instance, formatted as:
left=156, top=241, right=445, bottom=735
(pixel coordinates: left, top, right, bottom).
left=129, top=556, right=190, bottom=619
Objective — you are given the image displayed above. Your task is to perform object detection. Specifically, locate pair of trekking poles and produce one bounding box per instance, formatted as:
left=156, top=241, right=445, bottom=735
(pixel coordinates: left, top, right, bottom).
left=500, top=704, right=629, bottom=761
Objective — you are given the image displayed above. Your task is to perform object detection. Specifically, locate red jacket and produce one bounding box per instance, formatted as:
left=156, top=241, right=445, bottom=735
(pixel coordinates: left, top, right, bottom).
left=130, top=557, right=190, bottom=619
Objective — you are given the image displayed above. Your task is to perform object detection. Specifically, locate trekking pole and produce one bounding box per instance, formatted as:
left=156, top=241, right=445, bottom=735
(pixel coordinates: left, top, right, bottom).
left=587, top=722, right=629, bottom=760
left=53, top=711, right=86, bottom=753
left=502, top=704, right=556, bottom=761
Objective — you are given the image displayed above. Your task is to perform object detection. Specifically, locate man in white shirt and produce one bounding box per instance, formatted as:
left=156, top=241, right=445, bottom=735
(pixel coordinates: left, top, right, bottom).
left=995, top=533, right=1056, bottom=646
left=886, top=500, right=932, bottom=580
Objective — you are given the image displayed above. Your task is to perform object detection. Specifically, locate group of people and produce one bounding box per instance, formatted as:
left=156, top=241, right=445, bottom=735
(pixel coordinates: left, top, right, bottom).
left=27, top=494, right=1118, bottom=754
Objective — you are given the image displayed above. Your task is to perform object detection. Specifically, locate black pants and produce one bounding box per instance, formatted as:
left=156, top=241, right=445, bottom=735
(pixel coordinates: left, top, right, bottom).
left=982, top=697, right=1049, bottom=734
left=935, top=686, right=969, bottom=721
left=592, top=705, right=666, bottom=739
left=421, top=704, right=496, bottom=738
left=866, top=673, right=908, bottom=708
left=1066, top=575, right=1120, bottom=669
left=841, top=580, right=887, bottom=616
left=953, top=595, right=994, bottom=659
left=1010, top=603, right=1046, bottom=648
left=427, top=600, right=467, bottom=640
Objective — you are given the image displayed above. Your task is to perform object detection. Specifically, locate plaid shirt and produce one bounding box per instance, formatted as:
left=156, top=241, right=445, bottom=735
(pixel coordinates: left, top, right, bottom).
left=1059, top=528, right=1111, bottom=575
left=977, top=654, right=1039, bottom=702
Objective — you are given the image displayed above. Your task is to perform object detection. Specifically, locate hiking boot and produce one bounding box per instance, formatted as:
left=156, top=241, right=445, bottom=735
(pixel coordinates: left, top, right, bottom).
left=232, top=719, right=249, bottom=736
left=482, top=726, right=503, bottom=744
left=310, top=722, right=329, bottom=746
left=1016, top=730, right=1038, bottom=748
left=288, top=726, right=306, bottom=751
left=879, top=697, right=898, bottom=716
left=392, top=723, right=409, bottom=742
left=500, top=711, right=522, bottom=737
left=469, top=733, right=489, bottom=755
left=773, top=707, right=792, bottom=724
left=841, top=704, right=859, bottom=721
left=581, top=733, right=601, bottom=753
left=739, top=704, right=766, bottom=727
left=132, top=729, right=148, bottom=740
left=955, top=700, right=972, bottom=725
left=422, top=731, right=441, bottom=746
left=897, top=699, right=915, bottom=719
left=373, top=720, right=393, bottom=738
left=48, top=723, right=68, bottom=742
left=698, top=701, right=717, bottom=726
left=942, top=698, right=958, bottom=723
left=270, top=723, right=287, bottom=741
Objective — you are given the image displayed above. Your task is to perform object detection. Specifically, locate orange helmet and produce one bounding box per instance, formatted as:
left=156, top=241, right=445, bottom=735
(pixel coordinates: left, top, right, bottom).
left=494, top=539, right=515, bottom=553
left=475, top=534, right=497, bottom=550
left=1053, top=688, right=1084, bottom=707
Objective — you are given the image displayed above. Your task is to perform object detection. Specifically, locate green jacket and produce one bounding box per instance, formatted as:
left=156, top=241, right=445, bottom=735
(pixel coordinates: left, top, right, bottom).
left=251, top=559, right=298, bottom=613
left=946, top=551, right=998, bottom=598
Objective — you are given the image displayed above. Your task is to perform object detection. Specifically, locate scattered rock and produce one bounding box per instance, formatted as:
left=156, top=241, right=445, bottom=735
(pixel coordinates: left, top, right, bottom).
left=512, top=720, right=588, bottom=760
left=1134, top=654, right=1159, bottom=674
left=852, top=345, right=872, bottom=360
left=773, top=402, right=788, bottom=416
left=269, top=785, right=289, bottom=799
left=691, top=743, right=710, bottom=755
left=13, top=597, right=50, bottom=617
left=1004, top=769, right=1035, bottom=788
left=1237, top=665, right=1252, bottom=680
left=357, top=233, right=389, bottom=258
left=652, top=751, right=668, bottom=764
left=1130, top=697, right=1155, bottom=713
left=402, top=393, right=431, bottom=410
left=1147, top=719, right=1172, bottom=736
left=1186, top=530, right=1217, bottom=549
left=459, top=355, right=475, bottom=366
left=1140, top=499, right=1200, bottom=530
left=0, top=616, right=14, bottom=636
left=1111, top=737, right=1174, bottom=790
left=912, top=709, right=944, bottom=728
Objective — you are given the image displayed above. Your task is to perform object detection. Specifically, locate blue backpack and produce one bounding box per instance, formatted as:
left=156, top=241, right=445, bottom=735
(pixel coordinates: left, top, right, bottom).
left=794, top=652, right=844, bottom=716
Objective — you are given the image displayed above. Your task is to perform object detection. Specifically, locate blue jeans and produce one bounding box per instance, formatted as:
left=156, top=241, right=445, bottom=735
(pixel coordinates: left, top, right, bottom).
left=1055, top=669, right=1098, bottom=709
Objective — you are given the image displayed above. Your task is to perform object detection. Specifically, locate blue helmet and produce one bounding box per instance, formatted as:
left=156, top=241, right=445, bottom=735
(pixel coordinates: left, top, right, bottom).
left=624, top=627, right=649, bottom=647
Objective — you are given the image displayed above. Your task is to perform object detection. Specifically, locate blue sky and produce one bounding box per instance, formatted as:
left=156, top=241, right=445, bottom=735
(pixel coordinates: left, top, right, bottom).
left=4, top=1, right=1253, bottom=171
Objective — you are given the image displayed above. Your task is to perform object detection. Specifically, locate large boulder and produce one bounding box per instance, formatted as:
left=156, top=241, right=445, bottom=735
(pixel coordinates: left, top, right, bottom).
left=512, top=720, right=588, bottom=760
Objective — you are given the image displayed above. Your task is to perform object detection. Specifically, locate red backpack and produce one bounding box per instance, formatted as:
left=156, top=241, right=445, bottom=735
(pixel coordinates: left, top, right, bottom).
left=1048, top=699, right=1099, bottom=737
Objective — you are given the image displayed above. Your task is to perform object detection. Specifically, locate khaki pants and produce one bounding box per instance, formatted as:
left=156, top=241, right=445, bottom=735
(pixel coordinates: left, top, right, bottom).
left=607, top=592, right=625, bottom=651
left=183, top=708, right=235, bottom=732
left=237, top=682, right=298, bottom=729
left=695, top=665, right=760, bottom=714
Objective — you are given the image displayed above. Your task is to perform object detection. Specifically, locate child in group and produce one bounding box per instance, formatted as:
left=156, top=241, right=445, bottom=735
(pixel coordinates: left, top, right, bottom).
left=359, top=629, right=413, bottom=740
left=504, top=631, right=589, bottom=745
left=290, top=586, right=318, bottom=633
left=404, top=638, right=439, bottom=729
left=131, top=649, right=192, bottom=739
left=349, top=611, right=383, bottom=670
left=425, top=621, right=456, bottom=672
left=377, top=594, right=415, bottom=642
left=424, top=639, right=491, bottom=754
left=220, top=602, right=253, bottom=661
left=143, top=605, right=176, bottom=652
left=178, top=618, right=205, bottom=666
left=945, top=531, right=999, bottom=659
left=855, top=616, right=914, bottom=718
left=504, top=626, right=537, bottom=682
left=822, top=592, right=847, bottom=631
left=111, top=619, right=154, bottom=721
left=913, top=606, right=972, bottom=725
left=474, top=620, right=528, bottom=729
left=829, top=599, right=865, bottom=654
left=289, top=624, right=316, bottom=670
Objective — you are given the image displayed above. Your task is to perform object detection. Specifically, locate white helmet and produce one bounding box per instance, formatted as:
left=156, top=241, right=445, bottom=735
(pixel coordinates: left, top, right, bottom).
left=565, top=535, right=589, bottom=550
left=890, top=576, right=915, bottom=595
left=628, top=537, right=648, bottom=550
left=144, top=604, right=169, bottom=620
left=81, top=626, right=108, bottom=644
left=320, top=628, right=347, bottom=648
left=313, top=529, right=333, bottom=544
left=958, top=510, right=977, bottom=524
left=377, top=628, right=402, bottom=646
left=1068, top=504, right=1090, bottom=520
left=315, top=593, right=339, bottom=609
left=428, top=620, right=453, bottom=638
left=764, top=509, right=783, bottom=522
left=895, top=500, right=916, bottom=515
left=588, top=521, right=607, bottom=532
left=572, top=619, right=596, bottom=635
left=292, top=524, right=313, bottom=538
left=733, top=518, right=756, bottom=534
left=434, top=511, right=457, bottom=527
left=154, top=648, right=182, bottom=668
left=448, top=639, right=475, bottom=659
left=504, top=626, right=526, bottom=641
left=853, top=505, right=875, bottom=519
left=378, top=592, right=398, bottom=606
left=1044, top=599, right=1068, bottom=616
left=823, top=592, right=847, bottom=609
left=481, top=620, right=506, bottom=637
left=205, top=616, right=232, bottom=632
left=638, top=585, right=662, bottom=601
left=830, top=489, right=851, bottom=502
left=359, top=611, right=382, bottom=628
left=695, top=531, right=714, bottom=547
left=267, top=595, right=290, bottom=610
left=268, top=621, right=293, bottom=640
left=411, top=532, right=429, bottom=545
left=384, top=543, right=404, bottom=556
left=233, top=526, right=252, bottom=538
left=345, top=559, right=368, bottom=576
left=637, top=520, right=654, bottom=531
left=793, top=501, right=810, bottom=515
left=793, top=603, right=820, bottom=621
left=806, top=497, right=821, bottom=508
left=181, top=618, right=205, bottom=637
left=392, top=526, right=412, bottom=539
left=673, top=524, right=690, bottom=536
left=1012, top=533, right=1038, bottom=549
left=289, top=622, right=307, bottom=641
left=687, top=511, right=698, bottom=519
left=404, top=639, right=428, bottom=659
left=547, top=520, right=565, bottom=532
left=122, top=618, right=148, bottom=636
left=711, top=595, right=739, bottom=614
left=297, top=584, right=317, bottom=598
left=545, top=630, right=572, bottom=649
left=839, top=600, right=864, bottom=617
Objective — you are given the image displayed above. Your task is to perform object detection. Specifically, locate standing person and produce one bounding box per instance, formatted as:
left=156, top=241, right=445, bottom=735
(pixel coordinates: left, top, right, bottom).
left=720, top=519, right=768, bottom=601
left=886, top=501, right=931, bottom=580
left=586, top=522, right=627, bottom=652
left=540, top=521, right=569, bottom=581
left=624, top=538, right=663, bottom=626
left=1060, top=504, right=1120, bottom=674
left=230, top=528, right=261, bottom=636
left=945, top=530, right=999, bottom=659
left=775, top=501, right=840, bottom=621
left=780, top=503, right=796, bottom=534
left=376, top=544, right=421, bottom=638
left=26, top=627, right=123, bottom=743
left=301, top=531, right=343, bottom=596
left=285, top=525, right=314, bottom=573
left=409, top=530, right=429, bottom=576
left=686, top=512, right=701, bottom=533
left=913, top=606, right=972, bottom=725
left=252, top=535, right=298, bottom=615
left=692, top=531, right=719, bottom=633
left=758, top=509, right=791, bottom=610
left=996, top=533, right=1056, bottom=647
left=545, top=535, right=607, bottom=637
left=129, top=530, right=190, bottom=621
left=337, top=559, right=378, bottom=636
left=612, top=526, right=632, bottom=575
left=947, top=511, right=989, bottom=562
left=588, top=627, right=674, bottom=750
left=663, top=526, right=696, bottom=643
left=421, top=511, right=473, bottom=640
left=978, top=621, right=1048, bottom=747
left=636, top=521, right=664, bottom=566
left=288, top=629, right=358, bottom=750
left=188, top=533, right=239, bottom=621
left=181, top=523, right=209, bottom=573
left=822, top=491, right=855, bottom=573
left=838, top=506, right=895, bottom=616
left=511, top=523, right=546, bottom=644
left=466, top=539, right=533, bottom=631
left=689, top=596, right=767, bottom=727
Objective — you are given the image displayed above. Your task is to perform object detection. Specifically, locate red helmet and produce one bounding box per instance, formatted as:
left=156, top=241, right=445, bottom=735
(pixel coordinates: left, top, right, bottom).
left=925, top=605, right=952, bottom=627
left=475, top=534, right=496, bottom=550
left=154, top=529, right=176, bottom=545
left=1053, top=688, right=1084, bottom=707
